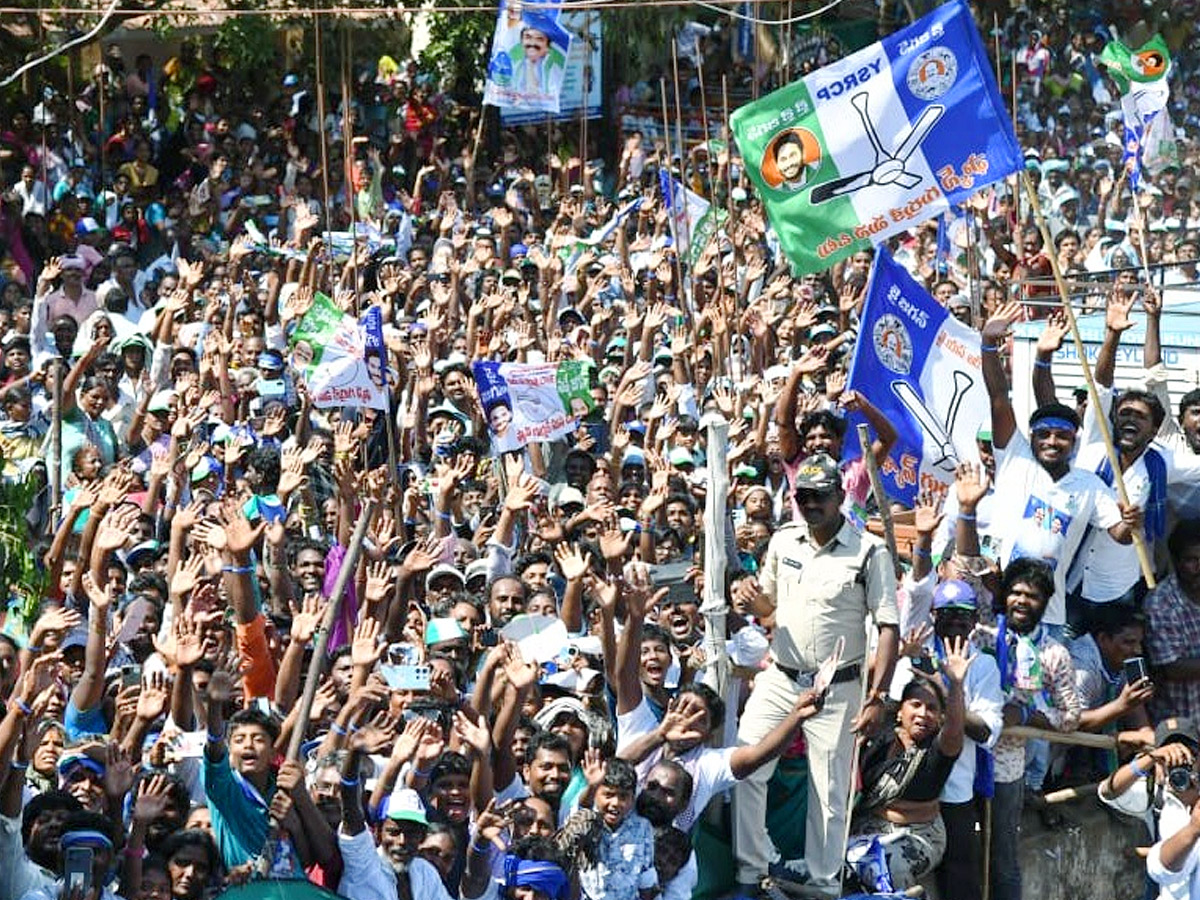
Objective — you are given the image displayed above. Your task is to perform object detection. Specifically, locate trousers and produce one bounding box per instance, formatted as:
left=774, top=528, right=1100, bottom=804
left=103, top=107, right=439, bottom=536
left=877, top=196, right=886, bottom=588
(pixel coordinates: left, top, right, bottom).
left=732, top=664, right=859, bottom=883
left=935, top=800, right=982, bottom=900
left=990, top=779, right=1023, bottom=900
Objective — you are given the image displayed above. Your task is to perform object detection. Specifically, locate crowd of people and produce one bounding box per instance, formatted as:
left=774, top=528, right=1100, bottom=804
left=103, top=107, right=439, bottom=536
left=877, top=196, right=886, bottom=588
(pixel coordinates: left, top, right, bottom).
left=1, top=2, right=1200, bottom=900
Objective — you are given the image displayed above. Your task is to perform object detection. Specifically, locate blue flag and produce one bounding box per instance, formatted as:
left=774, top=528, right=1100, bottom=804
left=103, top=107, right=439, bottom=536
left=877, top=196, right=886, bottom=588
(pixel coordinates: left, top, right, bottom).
left=843, top=248, right=988, bottom=505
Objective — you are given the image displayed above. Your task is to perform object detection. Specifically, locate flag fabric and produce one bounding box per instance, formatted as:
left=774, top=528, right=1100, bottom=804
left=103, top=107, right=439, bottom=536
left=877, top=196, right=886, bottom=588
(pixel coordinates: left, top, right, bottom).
left=659, top=169, right=711, bottom=256
left=558, top=197, right=643, bottom=273
left=843, top=248, right=987, bottom=505
left=729, top=0, right=1020, bottom=276
left=483, top=0, right=572, bottom=115
left=472, top=360, right=596, bottom=452
left=288, top=293, right=388, bottom=410
left=1099, top=36, right=1171, bottom=190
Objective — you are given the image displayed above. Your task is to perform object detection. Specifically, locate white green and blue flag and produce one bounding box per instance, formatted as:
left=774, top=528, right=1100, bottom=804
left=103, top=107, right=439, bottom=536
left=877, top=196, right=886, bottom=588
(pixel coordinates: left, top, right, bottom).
left=843, top=248, right=987, bottom=505
left=730, top=0, right=1020, bottom=275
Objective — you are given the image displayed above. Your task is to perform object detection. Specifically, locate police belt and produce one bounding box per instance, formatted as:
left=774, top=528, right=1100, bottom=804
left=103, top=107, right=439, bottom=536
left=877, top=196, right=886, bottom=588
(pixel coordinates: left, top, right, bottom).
left=772, top=660, right=860, bottom=687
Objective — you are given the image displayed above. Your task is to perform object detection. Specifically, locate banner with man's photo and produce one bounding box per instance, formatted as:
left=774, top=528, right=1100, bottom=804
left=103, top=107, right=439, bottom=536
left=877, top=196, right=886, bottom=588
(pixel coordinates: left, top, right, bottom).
left=484, top=0, right=573, bottom=115
left=288, top=293, right=388, bottom=410
left=472, top=360, right=595, bottom=452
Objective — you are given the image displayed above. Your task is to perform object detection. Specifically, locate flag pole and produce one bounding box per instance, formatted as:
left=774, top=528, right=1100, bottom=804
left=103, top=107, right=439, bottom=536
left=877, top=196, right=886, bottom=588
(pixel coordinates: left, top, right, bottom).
left=722, top=74, right=735, bottom=222
left=341, top=26, right=361, bottom=306
left=313, top=0, right=333, bottom=248
left=1019, top=173, right=1156, bottom=588
left=659, top=78, right=687, bottom=308
left=696, top=56, right=714, bottom=202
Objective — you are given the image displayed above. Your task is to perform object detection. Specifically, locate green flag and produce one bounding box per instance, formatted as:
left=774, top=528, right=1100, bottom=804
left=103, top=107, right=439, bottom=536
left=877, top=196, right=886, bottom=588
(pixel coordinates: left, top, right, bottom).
left=1098, top=35, right=1170, bottom=93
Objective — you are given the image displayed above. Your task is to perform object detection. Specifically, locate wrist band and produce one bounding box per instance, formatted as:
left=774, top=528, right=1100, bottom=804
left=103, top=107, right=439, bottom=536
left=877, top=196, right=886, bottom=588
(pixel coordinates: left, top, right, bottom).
left=1129, top=756, right=1152, bottom=779
left=403, top=518, right=417, bottom=526
left=436, top=511, right=452, bottom=521
left=349, top=723, right=361, bottom=734
left=1033, top=359, right=1052, bottom=370
left=25, top=645, right=42, bottom=655
left=207, top=724, right=227, bottom=742
left=340, top=776, right=360, bottom=787
left=413, top=766, right=433, bottom=778
left=9, top=760, right=28, bottom=770
left=331, top=723, right=348, bottom=737
left=914, top=547, right=931, bottom=558
left=980, top=344, right=999, bottom=353
left=222, top=564, right=253, bottom=575
left=13, top=698, right=32, bottom=716
left=959, top=513, right=976, bottom=522
left=471, top=839, right=492, bottom=855
left=1019, top=705, right=1030, bottom=725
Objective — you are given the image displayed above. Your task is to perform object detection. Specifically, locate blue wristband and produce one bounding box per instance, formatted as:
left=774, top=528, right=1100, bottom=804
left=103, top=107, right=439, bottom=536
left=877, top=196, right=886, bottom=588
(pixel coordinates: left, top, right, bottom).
left=914, top=546, right=932, bottom=558
left=13, top=698, right=32, bottom=716
left=1129, top=756, right=1152, bottom=779
left=331, top=723, right=348, bottom=737
left=959, top=513, right=977, bottom=522
left=1033, top=359, right=1052, bottom=370
left=222, top=564, right=253, bottom=575
left=340, top=776, right=359, bottom=788
left=981, top=344, right=999, bottom=353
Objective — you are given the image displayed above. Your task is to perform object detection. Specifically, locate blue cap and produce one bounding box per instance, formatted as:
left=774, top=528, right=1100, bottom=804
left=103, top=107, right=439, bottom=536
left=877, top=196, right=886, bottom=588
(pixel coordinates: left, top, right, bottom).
left=932, top=579, right=977, bottom=611
left=510, top=243, right=529, bottom=259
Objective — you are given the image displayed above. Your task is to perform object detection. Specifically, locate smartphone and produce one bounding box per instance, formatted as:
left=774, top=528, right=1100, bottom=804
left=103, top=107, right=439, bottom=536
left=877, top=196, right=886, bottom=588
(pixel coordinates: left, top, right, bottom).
left=478, top=627, right=498, bottom=648
left=1123, top=657, right=1149, bottom=685
left=380, top=664, right=432, bottom=691
left=387, top=643, right=420, bottom=667
left=64, top=846, right=93, bottom=897
left=121, top=664, right=143, bottom=689
left=648, top=562, right=695, bottom=608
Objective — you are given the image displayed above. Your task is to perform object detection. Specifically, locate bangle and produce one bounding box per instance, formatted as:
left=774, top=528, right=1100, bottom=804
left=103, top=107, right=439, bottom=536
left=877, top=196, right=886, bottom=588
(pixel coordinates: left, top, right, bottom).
left=222, top=564, right=253, bottom=575
left=340, top=776, right=360, bottom=787
left=1033, top=359, right=1052, bottom=370
left=207, top=724, right=227, bottom=743
left=958, top=513, right=976, bottom=522
left=914, top=546, right=931, bottom=558
left=25, top=644, right=42, bottom=655
left=349, top=723, right=361, bottom=734
left=1129, top=756, right=1153, bottom=779
left=9, top=760, right=28, bottom=770
left=436, top=510, right=452, bottom=521
left=12, top=698, right=32, bottom=716
left=980, top=344, right=999, bottom=353
left=331, top=723, right=348, bottom=736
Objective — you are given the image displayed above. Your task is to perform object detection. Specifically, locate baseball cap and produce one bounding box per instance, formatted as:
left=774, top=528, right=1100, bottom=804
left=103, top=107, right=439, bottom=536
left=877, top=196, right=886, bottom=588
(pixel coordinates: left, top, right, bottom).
left=123, top=539, right=161, bottom=569
left=147, top=389, right=176, bottom=414
left=1156, top=717, right=1200, bottom=748
left=425, top=565, right=465, bottom=591
left=553, top=486, right=586, bottom=512
left=425, top=616, right=468, bottom=646
left=792, top=453, right=841, bottom=492
left=622, top=448, right=646, bottom=468
left=932, top=579, right=977, bottom=611
left=465, top=559, right=489, bottom=587
left=385, top=788, right=429, bottom=825
left=668, top=447, right=695, bottom=468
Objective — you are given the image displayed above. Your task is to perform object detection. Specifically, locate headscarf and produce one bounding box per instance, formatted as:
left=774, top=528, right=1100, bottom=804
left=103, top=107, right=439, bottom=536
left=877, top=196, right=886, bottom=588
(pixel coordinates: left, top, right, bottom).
left=503, top=856, right=570, bottom=900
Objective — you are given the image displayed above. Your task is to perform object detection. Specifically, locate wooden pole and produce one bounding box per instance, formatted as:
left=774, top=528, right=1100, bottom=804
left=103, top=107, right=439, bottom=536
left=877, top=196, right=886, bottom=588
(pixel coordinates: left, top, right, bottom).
left=314, top=0, right=333, bottom=247
left=722, top=74, right=734, bottom=220
left=1019, top=173, right=1157, bottom=588
left=695, top=56, right=713, bottom=202
left=341, top=26, right=361, bottom=304
left=49, top=359, right=63, bottom=515
left=857, top=423, right=900, bottom=576
left=467, top=107, right=487, bottom=215
left=658, top=78, right=686, bottom=307
left=285, top=499, right=379, bottom=760
left=670, top=38, right=686, bottom=199
left=1002, top=725, right=1116, bottom=750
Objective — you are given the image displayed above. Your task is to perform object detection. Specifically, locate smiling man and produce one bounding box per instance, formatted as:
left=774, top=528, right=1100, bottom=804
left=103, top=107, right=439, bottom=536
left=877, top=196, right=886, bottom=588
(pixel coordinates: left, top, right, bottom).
left=981, top=302, right=1141, bottom=640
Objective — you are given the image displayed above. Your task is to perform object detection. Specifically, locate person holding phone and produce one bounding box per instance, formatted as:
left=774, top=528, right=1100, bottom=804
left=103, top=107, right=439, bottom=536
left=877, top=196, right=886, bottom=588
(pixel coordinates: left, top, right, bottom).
left=19, top=811, right=122, bottom=900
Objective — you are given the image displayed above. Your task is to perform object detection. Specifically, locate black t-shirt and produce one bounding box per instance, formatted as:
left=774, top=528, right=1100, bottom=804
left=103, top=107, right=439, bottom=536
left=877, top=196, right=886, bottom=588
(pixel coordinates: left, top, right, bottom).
left=857, top=736, right=960, bottom=812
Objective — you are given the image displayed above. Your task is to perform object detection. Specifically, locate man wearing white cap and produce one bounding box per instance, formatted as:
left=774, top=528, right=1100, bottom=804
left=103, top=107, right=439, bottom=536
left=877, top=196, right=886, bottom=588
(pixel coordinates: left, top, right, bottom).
left=338, top=722, right=452, bottom=900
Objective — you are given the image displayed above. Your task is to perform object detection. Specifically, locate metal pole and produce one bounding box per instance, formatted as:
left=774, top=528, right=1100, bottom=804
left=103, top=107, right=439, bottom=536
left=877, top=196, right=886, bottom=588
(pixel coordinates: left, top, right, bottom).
left=286, top=499, right=379, bottom=760
left=700, top=415, right=730, bottom=699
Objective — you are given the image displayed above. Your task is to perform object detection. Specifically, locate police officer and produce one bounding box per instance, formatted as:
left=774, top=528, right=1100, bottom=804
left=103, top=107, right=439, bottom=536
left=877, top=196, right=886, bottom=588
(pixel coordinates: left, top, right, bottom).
left=731, top=453, right=899, bottom=898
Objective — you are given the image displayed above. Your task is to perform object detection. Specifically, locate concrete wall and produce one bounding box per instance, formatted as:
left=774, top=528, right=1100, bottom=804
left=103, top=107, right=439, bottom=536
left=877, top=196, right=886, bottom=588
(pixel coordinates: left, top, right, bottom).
left=1019, top=794, right=1150, bottom=900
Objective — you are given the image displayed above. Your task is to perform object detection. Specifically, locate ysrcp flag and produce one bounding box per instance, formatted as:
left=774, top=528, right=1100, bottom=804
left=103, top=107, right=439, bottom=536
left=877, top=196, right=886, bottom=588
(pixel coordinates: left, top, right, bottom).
left=1099, top=36, right=1171, bottom=189
left=843, top=248, right=987, bottom=505
left=473, top=360, right=594, bottom=452
left=660, top=170, right=711, bottom=256
left=484, top=0, right=572, bottom=115
left=729, top=0, right=1020, bottom=276
left=288, top=292, right=387, bottom=410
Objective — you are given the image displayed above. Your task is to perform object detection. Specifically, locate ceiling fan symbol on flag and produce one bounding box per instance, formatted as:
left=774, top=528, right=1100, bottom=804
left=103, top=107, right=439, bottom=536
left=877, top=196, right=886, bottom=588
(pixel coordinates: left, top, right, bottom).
left=810, top=92, right=946, bottom=204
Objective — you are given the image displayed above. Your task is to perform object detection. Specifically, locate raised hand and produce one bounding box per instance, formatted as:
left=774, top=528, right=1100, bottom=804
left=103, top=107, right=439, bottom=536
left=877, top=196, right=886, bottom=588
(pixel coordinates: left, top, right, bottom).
left=453, top=708, right=492, bottom=757
left=136, top=671, right=171, bottom=722
left=913, top=490, right=945, bottom=536
left=80, top=571, right=116, bottom=612
left=133, top=772, right=175, bottom=823
left=554, top=542, right=592, bottom=582
left=954, top=461, right=991, bottom=510
left=940, top=635, right=976, bottom=685
left=290, top=595, right=327, bottom=645
left=1106, top=285, right=1137, bottom=332
left=351, top=617, right=385, bottom=668
left=1035, top=309, right=1070, bottom=355
left=981, top=301, right=1024, bottom=343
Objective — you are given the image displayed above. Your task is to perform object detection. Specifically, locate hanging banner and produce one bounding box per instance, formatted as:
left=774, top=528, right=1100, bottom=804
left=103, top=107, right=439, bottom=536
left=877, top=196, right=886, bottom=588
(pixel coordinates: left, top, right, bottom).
left=501, top=9, right=602, bottom=124
left=484, top=0, right=573, bottom=116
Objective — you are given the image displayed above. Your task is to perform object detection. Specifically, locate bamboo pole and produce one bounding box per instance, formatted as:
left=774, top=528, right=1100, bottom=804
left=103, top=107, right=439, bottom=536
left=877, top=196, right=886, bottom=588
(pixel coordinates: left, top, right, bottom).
left=285, top=499, right=378, bottom=760
left=313, top=0, right=333, bottom=247
left=1019, top=173, right=1157, bottom=588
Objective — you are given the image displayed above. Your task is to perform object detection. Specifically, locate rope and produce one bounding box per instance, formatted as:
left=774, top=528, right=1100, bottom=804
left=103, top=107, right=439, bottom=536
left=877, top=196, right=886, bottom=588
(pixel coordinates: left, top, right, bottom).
left=0, top=0, right=121, bottom=88
left=695, top=0, right=850, bottom=26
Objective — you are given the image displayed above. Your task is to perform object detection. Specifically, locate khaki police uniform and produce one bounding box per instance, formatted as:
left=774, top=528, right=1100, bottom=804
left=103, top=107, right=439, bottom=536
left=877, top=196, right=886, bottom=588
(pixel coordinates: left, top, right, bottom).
left=733, top=516, right=898, bottom=885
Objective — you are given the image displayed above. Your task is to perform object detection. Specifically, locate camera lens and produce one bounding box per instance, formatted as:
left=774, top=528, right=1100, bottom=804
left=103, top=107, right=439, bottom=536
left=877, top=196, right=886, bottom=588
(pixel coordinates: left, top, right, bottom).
left=1169, top=766, right=1194, bottom=792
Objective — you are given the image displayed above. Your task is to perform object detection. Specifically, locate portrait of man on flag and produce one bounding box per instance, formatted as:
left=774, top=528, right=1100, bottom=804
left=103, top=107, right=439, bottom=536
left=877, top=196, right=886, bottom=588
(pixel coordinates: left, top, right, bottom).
left=484, top=0, right=572, bottom=114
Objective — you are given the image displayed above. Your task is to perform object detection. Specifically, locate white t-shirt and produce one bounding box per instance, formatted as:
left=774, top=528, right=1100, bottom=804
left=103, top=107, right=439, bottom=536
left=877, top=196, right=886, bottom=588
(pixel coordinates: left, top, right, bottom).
left=1071, top=385, right=1200, bottom=602
left=616, top=697, right=737, bottom=832
left=991, top=430, right=1122, bottom=625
